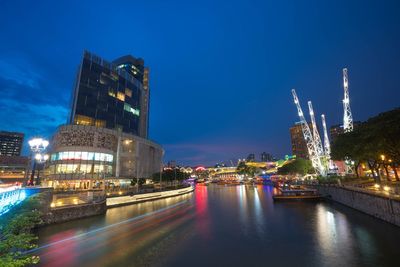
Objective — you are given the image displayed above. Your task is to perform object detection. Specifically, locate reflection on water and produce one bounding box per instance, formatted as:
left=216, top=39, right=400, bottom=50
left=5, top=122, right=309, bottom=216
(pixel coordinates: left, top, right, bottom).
left=36, top=185, right=400, bottom=267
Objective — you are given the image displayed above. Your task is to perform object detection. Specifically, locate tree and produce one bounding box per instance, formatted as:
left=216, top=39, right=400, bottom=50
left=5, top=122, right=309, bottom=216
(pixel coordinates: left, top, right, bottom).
left=331, top=108, right=400, bottom=182
left=277, top=158, right=314, bottom=176
left=152, top=168, right=190, bottom=185
left=236, top=161, right=257, bottom=177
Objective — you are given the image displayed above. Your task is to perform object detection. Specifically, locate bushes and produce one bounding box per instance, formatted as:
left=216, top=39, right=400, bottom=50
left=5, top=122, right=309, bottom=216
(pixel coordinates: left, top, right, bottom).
left=0, top=194, right=44, bottom=267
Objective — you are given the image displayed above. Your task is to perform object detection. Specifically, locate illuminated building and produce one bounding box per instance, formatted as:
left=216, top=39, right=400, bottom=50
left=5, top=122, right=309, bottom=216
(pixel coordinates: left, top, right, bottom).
left=43, top=51, right=163, bottom=191
left=0, top=131, right=24, bottom=157
left=0, top=155, right=28, bottom=183
left=69, top=51, right=149, bottom=138
left=290, top=122, right=313, bottom=159
left=261, top=152, right=273, bottom=162
left=43, top=125, right=163, bottom=190
left=329, top=124, right=343, bottom=145
left=330, top=121, right=361, bottom=145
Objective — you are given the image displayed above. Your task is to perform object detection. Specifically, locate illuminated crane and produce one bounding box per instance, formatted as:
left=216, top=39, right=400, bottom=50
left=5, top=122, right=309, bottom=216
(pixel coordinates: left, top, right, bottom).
left=321, top=114, right=331, bottom=157
left=291, top=89, right=326, bottom=176
left=342, top=68, right=353, bottom=132
left=321, top=114, right=335, bottom=171
left=307, top=101, right=325, bottom=159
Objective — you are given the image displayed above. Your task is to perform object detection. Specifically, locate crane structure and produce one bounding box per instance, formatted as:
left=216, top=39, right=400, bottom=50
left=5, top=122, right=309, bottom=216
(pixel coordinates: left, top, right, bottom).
left=343, top=68, right=355, bottom=173
left=321, top=114, right=331, bottom=157
left=308, top=101, right=325, bottom=162
left=290, top=68, right=356, bottom=176
left=291, top=89, right=326, bottom=176
left=342, top=68, right=353, bottom=133
left=321, top=114, right=335, bottom=171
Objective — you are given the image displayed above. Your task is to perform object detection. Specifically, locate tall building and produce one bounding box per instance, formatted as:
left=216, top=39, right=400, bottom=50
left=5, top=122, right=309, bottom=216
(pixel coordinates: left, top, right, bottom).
left=290, top=122, right=312, bottom=159
left=329, top=124, right=343, bottom=145
left=0, top=131, right=24, bottom=156
left=69, top=51, right=149, bottom=138
left=42, top=51, right=163, bottom=191
left=330, top=121, right=361, bottom=145
left=260, top=152, right=273, bottom=162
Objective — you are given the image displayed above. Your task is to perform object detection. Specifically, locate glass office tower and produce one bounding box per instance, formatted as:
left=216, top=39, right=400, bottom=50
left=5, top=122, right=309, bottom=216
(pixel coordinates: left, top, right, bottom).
left=69, top=51, right=149, bottom=138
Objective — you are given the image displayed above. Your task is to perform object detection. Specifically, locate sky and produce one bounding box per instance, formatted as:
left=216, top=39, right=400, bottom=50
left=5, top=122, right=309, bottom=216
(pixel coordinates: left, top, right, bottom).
left=0, top=0, right=399, bottom=166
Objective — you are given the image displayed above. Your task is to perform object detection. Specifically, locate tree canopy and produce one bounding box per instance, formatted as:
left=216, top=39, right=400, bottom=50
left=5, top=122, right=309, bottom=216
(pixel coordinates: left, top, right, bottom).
left=277, top=158, right=314, bottom=175
left=152, top=168, right=190, bottom=182
left=331, top=108, right=400, bottom=181
left=236, top=161, right=257, bottom=177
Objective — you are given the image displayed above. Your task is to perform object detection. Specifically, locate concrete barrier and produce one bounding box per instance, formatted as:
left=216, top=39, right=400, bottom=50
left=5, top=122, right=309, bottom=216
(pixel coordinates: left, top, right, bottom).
left=317, top=185, right=400, bottom=227
left=107, top=186, right=194, bottom=208
left=43, top=200, right=107, bottom=225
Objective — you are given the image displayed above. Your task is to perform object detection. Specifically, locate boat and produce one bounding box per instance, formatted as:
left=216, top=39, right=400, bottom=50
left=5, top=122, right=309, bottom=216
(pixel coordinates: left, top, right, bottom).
left=272, top=188, right=321, bottom=201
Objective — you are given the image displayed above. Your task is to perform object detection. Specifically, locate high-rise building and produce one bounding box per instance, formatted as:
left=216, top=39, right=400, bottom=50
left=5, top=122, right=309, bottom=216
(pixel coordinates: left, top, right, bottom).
left=43, top=51, right=163, bottom=192
left=260, top=152, right=273, bottom=162
left=69, top=51, right=149, bottom=138
left=329, top=124, right=343, bottom=145
left=290, top=122, right=312, bottom=159
left=0, top=131, right=24, bottom=156
left=330, top=121, right=361, bottom=145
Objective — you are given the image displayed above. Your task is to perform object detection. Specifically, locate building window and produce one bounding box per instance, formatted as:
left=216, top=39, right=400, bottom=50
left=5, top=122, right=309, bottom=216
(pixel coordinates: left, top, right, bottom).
left=95, top=119, right=106, bottom=127
left=74, top=115, right=94, bottom=126
left=117, top=92, right=125, bottom=102
left=124, top=103, right=140, bottom=116
left=125, top=88, right=132, bottom=97
left=108, top=89, right=116, bottom=97
left=50, top=151, right=113, bottom=162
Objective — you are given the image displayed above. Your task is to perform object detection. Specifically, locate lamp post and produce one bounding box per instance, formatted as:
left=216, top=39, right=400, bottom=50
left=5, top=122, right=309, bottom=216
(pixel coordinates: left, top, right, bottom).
left=28, top=138, right=49, bottom=186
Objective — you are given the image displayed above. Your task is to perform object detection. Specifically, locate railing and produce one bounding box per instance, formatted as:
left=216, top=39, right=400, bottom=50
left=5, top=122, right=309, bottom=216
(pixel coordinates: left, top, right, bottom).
left=0, top=186, right=26, bottom=216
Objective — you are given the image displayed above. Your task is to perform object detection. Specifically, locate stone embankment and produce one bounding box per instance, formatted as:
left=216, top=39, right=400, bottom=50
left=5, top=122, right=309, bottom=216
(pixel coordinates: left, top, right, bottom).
left=317, top=185, right=400, bottom=227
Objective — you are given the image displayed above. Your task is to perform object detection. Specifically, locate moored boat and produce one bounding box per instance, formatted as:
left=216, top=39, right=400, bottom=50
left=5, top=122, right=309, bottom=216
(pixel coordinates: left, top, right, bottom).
left=273, top=188, right=321, bottom=201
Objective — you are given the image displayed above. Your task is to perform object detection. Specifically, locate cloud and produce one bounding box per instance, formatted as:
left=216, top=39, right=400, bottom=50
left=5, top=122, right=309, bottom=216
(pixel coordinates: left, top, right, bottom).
left=0, top=57, right=70, bottom=154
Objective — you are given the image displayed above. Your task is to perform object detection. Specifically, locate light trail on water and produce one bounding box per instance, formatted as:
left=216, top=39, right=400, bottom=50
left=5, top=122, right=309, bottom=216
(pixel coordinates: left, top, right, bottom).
left=28, top=199, right=191, bottom=254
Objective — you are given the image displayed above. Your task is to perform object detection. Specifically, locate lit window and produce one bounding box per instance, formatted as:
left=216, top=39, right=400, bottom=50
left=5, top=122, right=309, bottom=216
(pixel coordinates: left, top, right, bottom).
left=124, top=103, right=131, bottom=112
left=74, top=115, right=94, bottom=126
left=108, top=89, right=116, bottom=97
left=125, top=88, right=132, bottom=97
left=117, top=92, right=125, bottom=101
left=124, top=103, right=140, bottom=116
left=95, top=120, right=105, bottom=127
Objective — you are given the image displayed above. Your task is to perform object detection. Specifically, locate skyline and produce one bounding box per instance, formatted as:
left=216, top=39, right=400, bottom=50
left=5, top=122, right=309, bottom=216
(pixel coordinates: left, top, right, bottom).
left=1, top=0, right=400, bottom=165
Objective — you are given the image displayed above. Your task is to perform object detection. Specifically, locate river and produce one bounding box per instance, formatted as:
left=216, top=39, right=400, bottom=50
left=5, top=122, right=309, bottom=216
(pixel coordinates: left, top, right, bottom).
left=35, top=184, right=400, bottom=267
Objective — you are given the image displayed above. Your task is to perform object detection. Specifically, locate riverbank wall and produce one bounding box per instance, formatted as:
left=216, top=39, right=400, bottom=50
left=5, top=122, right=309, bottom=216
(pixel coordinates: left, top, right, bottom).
left=43, top=200, right=107, bottom=225
left=38, top=186, right=194, bottom=224
left=317, top=185, right=400, bottom=227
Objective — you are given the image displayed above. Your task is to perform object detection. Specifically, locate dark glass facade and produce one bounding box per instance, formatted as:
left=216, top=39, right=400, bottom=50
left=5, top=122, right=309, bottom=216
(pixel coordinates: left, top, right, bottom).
left=69, top=51, right=149, bottom=138
left=0, top=131, right=24, bottom=156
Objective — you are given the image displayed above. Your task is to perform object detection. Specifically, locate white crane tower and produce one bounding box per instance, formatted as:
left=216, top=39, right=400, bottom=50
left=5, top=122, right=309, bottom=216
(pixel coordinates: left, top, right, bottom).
left=342, top=68, right=353, bottom=132
left=291, top=89, right=326, bottom=176
left=321, top=114, right=331, bottom=157
left=308, top=101, right=325, bottom=162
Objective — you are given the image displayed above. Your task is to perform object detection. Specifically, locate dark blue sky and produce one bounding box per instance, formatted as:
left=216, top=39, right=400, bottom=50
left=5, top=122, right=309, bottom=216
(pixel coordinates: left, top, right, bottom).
left=1, top=0, right=399, bottom=166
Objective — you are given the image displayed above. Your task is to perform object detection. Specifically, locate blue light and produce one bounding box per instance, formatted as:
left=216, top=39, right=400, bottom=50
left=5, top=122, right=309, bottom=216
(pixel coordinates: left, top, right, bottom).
left=0, top=188, right=27, bottom=216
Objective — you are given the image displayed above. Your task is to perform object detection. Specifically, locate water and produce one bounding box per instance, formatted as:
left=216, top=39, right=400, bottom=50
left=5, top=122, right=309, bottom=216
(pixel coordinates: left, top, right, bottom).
left=35, top=185, right=400, bottom=267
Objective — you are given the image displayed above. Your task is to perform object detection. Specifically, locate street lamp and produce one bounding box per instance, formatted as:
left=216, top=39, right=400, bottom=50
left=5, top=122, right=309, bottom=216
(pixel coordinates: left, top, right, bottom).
left=28, top=138, right=49, bottom=186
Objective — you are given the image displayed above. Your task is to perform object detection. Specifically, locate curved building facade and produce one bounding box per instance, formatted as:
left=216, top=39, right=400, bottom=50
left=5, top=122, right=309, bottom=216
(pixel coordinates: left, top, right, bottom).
left=43, top=125, right=163, bottom=190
